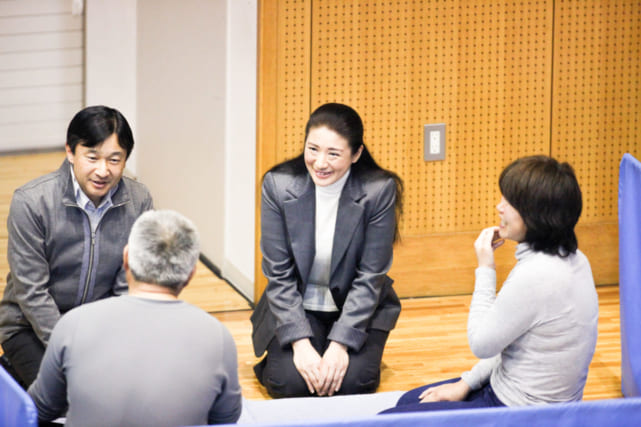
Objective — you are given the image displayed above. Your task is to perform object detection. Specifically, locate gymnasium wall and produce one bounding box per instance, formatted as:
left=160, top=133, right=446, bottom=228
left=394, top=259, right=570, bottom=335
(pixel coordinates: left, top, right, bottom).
left=0, top=0, right=83, bottom=152
left=256, top=0, right=641, bottom=298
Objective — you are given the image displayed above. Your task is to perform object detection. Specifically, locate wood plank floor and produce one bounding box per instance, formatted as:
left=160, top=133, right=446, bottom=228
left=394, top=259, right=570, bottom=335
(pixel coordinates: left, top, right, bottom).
left=0, top=151, right=622, bottom=402
left=224, top=285, right=622, bottom=401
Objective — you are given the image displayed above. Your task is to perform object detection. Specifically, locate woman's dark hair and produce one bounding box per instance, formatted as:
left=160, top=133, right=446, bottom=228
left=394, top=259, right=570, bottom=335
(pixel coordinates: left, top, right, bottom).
left=66, top=105, right=134, bottom=158
left=268, top=102, right=404, bottom=241
left=499, top=155, right=582, bottom=256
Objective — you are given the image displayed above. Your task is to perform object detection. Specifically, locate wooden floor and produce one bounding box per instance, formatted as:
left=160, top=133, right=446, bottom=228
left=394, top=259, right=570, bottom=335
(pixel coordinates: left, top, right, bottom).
left=0, top=151, right=622, bottom=402
left=227, top=285, right=622, bottom=401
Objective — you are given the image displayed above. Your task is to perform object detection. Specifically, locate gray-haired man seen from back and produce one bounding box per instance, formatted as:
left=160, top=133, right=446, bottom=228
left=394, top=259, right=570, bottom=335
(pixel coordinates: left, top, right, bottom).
left=28, top=210, right=242, bottom=426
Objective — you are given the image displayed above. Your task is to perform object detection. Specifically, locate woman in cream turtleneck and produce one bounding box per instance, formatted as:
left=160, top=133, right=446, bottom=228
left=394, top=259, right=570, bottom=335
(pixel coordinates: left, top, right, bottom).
left=381, top=156, right=598, bottom=414
left=251, top=103, right=404, bottom=398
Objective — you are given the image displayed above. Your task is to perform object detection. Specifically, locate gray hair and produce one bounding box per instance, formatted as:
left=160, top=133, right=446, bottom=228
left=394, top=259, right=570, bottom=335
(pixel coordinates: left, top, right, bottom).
left=127, top=210, right=200, bottom=290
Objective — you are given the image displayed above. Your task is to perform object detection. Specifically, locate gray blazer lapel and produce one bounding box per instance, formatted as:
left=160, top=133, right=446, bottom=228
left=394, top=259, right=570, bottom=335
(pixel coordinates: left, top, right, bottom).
left=331, top=175, right=365, bottom=277
left=283, top=176, right=315, bottom=283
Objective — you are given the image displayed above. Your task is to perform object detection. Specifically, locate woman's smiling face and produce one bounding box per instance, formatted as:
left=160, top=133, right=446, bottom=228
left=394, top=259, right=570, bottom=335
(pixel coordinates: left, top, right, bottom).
left=496, top=195, right=527, bottom=242
left=304, top=126, right=362, bottom=187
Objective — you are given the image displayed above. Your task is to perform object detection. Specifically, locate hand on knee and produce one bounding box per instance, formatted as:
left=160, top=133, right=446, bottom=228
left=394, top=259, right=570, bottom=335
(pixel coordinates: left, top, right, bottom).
left=419, top=379, right=470, bottom=403
left=292, top=338, right=322, bottom=394
left=318, top=341, right=349, bottom=396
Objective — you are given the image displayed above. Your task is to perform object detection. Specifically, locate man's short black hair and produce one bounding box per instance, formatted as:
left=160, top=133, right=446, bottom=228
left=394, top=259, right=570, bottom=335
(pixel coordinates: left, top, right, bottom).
left=66, top=105, right=134, bottom=158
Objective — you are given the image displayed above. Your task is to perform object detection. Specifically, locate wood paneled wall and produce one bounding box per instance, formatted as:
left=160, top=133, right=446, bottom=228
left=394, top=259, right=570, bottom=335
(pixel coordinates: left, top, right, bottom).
left=552, top=0, right=641, bottom=223
left=256, top=0, right=641, bottom=299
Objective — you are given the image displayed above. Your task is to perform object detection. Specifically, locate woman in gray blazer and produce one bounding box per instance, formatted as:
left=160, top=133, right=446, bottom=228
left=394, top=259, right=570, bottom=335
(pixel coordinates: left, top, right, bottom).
left=251, top=103, right=403, bottom=398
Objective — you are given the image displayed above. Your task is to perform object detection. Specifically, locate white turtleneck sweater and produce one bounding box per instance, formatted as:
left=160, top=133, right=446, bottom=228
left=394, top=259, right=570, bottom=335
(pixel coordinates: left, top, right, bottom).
left=461, top=243, right=599, bottom=406
left=302, top=170, right=351, bottom=312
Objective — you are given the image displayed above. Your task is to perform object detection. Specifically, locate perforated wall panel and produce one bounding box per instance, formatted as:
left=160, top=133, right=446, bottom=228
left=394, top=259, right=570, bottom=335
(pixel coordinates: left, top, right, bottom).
left=276, top=1, right=311, bottom=161
left=552, top=0, right=641, bottom=223
left=258, top=0, right=638, bottom=297
left=310, top=1, right=552, bottom=234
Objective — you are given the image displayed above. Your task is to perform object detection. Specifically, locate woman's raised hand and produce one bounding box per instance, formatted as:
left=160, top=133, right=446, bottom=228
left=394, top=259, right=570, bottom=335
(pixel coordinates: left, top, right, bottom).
left=318, top=341, right=349, bottom=396
left=292, top=338, right=323, bottom=394
left=474, top=226, right=504, bottom=269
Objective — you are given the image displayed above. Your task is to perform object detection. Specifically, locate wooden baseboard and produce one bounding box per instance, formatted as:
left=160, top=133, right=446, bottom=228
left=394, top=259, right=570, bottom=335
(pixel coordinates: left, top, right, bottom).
left=390, top=222, right=618, bottom=298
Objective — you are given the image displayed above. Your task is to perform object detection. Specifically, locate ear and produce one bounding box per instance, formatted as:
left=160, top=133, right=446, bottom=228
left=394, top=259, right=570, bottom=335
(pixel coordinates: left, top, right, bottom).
left=352, top=144, right=364, bottom=164
left=122, top=245, right=129, bottom=270
left=65, top=144, right=75, bottom=164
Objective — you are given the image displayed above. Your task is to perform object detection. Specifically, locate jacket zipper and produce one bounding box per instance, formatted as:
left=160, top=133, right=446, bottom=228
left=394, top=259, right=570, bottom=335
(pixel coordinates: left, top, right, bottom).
left=80, top=230, right=96, bottom=304
left=73, top=200, right=128, bottom=305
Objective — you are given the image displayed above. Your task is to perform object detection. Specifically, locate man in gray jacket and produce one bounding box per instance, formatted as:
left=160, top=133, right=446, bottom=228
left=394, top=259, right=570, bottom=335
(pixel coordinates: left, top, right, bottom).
left=0, top=105, right=153, bottom=388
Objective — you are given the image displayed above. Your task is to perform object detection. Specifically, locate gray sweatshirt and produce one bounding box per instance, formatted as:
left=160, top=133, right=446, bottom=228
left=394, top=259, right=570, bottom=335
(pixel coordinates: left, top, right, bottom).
left=28, top=296, right=242, bottom=426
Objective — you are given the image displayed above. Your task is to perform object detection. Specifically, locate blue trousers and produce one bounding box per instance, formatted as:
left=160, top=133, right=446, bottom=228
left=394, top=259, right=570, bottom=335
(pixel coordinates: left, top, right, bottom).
left=379, top=377, right=505, bottom=414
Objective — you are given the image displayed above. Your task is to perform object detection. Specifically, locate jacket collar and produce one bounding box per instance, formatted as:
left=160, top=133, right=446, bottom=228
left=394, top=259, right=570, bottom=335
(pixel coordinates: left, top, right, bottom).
left=282, top=172, right=366, bottom=282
